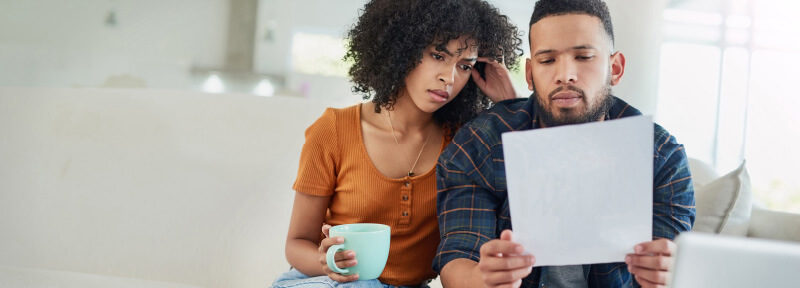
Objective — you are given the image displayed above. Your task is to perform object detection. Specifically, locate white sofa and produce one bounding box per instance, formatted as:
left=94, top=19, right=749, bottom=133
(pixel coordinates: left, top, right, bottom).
left=0, top=87, right=350, bottom=287
left=1, top=87, right=798, bottom=288
left=688, top=159, right=800, bottom=242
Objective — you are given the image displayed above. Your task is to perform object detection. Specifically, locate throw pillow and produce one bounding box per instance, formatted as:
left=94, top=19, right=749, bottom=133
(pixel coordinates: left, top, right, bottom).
left=692, top=161, right=752, bottom=235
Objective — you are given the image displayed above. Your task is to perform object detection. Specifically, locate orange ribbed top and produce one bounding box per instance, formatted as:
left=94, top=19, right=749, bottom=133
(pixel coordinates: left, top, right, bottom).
left=292, top=104, right=443, bottom=286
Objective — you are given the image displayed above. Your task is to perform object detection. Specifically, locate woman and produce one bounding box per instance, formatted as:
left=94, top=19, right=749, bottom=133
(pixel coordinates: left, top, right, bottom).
left=273, top=0, right=521, bottom=287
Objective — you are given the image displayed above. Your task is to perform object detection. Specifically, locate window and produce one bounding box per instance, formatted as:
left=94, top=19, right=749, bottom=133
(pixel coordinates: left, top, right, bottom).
left=656, top=0, right=800, bottom=212
left=290, top=32, right=351, bottom=77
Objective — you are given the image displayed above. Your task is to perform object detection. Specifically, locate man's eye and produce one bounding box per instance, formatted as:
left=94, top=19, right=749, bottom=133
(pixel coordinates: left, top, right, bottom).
left=459, top=64, right=473, bottom=71
left=539, top=59, right=554, bottom=64
left=577, top=55, right=594, bottom=60
left=431, top=53, right=444, bottom=60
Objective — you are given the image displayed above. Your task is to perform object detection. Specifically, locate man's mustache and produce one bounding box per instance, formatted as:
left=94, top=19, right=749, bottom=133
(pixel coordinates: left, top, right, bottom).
left=548, top=85, right=586, bottom=99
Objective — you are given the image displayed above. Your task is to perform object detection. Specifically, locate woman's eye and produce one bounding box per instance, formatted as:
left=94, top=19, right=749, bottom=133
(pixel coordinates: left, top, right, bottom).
left=459, top=64, right=473, bottom=71
left=431, top=53, right=444, bottom=61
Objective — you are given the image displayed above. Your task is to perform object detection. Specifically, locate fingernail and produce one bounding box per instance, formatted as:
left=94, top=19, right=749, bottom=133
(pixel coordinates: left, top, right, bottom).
left=515, top=245, right=524, bottom=254
left=635, top=245, right=642, bottom=253
left=625, top=256, right=631, bottom=263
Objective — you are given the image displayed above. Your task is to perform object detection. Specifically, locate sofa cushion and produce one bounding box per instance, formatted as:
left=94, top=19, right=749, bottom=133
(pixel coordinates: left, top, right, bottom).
left=0, top=266, right=203, bottom=288
left=692, top=161, right=752, bottom=235
left=687, top=158, right=718, bottom=187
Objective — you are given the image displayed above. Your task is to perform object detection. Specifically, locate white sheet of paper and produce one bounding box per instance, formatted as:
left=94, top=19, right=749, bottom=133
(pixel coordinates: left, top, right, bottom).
left=502, top=115, right=653, bottom=267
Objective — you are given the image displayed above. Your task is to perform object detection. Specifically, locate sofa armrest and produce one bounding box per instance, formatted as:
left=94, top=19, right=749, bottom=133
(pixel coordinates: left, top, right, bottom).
left=747, top=206, right=800, bottom=243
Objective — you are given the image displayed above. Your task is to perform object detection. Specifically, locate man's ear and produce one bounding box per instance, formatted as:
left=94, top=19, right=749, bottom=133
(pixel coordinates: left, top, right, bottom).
left=525, top=58, right=534, bottom=91
left=609, top=51, right=625, bottom=86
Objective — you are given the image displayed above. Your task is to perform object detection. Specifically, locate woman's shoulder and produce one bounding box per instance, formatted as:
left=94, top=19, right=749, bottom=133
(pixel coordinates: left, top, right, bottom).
left=307, top=104, right=360, bottom=128
left=302, top=104, right=363, bottom=148
left=315, top=104, right=360, bottom=125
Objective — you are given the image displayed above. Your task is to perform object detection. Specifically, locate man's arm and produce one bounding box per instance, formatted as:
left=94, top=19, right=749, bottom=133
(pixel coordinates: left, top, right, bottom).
left=433, top=134, right=499, bottom=287
left=434, top=125, right=534, bottom=288
left=440, top=259, right=483, bottom=287
left=441, top=230, right=534, bottom=288
left=650, top=127, right=696, bottom=237
left=622, top=126, right=696, bottom=288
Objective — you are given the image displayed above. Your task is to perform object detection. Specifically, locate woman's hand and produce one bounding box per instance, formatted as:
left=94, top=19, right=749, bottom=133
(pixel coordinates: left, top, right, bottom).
left=472, top=56, right=518, bottom=102
left=322, top=223, right=331, bottom=238
left=317, top=224, right=359, bottom=282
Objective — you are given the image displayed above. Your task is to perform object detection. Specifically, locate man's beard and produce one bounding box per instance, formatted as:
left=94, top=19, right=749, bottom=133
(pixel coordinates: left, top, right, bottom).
left=534, top=83, right=614, bottom=127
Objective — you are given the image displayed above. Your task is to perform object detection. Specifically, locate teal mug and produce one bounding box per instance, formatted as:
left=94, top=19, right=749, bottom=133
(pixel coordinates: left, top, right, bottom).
left=326, top=223, right=391, bottom=280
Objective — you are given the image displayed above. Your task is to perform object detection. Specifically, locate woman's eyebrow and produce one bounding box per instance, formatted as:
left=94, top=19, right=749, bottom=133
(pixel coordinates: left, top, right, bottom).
left=435, top=45, right=455, bottom=57
left=436, top=43, right=476, bottom=59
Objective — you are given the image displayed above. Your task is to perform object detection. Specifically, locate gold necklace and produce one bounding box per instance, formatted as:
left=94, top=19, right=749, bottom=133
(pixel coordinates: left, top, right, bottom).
left=384, top=110, right=431, bottom=177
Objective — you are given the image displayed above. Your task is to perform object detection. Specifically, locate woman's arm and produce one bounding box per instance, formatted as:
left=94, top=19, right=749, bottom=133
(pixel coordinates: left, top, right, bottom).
left=471, top=56, right=519, bottom=102
left=284, top=191, right=359, bottom=282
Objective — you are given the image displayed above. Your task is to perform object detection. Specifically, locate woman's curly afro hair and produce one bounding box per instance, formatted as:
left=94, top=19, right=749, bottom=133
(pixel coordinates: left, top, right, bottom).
left=345, top=0, right=523, bottom=133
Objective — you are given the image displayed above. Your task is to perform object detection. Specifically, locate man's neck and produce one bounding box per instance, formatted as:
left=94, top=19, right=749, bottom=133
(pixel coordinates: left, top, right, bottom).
left=537, top=114, right=605, bottom=128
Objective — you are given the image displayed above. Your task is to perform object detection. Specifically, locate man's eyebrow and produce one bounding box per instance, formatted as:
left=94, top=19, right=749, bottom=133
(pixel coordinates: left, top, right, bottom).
left=461, top=57, right=477, bottom=63
left=533, top=45, right=598, bottom=56
left=533, top=49, right=554, bottom=57
left=571, top=45, right=597, bottom=51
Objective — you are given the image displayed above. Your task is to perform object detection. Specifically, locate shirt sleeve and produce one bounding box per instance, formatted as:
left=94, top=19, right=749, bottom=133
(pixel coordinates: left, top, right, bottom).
left=292, top=108, right=339, bottom=196
left=651, top=124, right=696, bottom=239
left=588, top=125, right=695, bottom=288
left=433, top=125, right=503, bottom=273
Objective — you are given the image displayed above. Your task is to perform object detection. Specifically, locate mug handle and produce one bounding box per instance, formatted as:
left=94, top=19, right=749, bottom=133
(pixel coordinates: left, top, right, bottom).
left=326, top=244, right=350, bottom=274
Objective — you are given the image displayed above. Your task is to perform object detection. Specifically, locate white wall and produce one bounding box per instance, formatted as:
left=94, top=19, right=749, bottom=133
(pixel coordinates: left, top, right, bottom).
left=0, top=2, right=670, bottom=286
left=251, top=0, right=666, bottom=110
left=0, top=0, right=666, bottom=108
left=253, top=0, right=538, bottom=102
left=606, top=0, right=668, bottom=115
left=501, top=0, right=667, bottom=115
left=488, top=0, right=669, bottom=115
left=253, top=0, right=536, bottom=77
left=254, top=0, right=365, bottom=76
left=0, top=0, right=229, bottom=89
left=261, top=0, right=667, bottom=111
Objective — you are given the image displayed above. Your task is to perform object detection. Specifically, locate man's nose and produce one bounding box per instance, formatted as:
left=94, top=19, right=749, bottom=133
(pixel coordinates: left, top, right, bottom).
left=555, top=59, right=578, bottom=85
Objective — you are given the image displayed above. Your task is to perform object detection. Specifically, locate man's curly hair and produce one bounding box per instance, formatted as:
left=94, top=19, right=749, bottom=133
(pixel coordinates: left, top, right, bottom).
left=345, top=0, right=523, bottom=133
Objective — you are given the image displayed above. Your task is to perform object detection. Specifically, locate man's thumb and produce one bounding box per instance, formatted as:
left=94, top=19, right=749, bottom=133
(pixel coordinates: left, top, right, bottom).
left=500, top=229, right=513, bottom=241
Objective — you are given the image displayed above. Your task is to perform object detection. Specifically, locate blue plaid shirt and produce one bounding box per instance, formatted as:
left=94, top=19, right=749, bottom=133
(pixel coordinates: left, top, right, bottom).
left=434, top=96, right=695, bottom=287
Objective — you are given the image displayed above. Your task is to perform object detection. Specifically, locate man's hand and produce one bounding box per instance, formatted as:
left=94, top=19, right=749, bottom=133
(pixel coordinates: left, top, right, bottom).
left=625, top=238, right=677, bottom=288
left=478, top=230, right=535, bottom=288
left=472, top=56, right=517, bottom=102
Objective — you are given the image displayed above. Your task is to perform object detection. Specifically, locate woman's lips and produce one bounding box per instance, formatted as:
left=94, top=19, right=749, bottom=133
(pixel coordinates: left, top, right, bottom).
left=429, top=90, right=449, bottom=102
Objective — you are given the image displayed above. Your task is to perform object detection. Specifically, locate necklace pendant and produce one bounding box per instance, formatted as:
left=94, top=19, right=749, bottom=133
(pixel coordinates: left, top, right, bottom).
left=408, top=172, right=414, bottom=177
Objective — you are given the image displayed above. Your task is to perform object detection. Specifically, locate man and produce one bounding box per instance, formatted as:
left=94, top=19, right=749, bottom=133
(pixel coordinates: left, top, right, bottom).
left=434, top=0, right=695, bottom=287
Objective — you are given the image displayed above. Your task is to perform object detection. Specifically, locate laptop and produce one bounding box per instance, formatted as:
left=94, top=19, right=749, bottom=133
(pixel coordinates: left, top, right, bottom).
left=671, top=232, right=800, bottom=288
